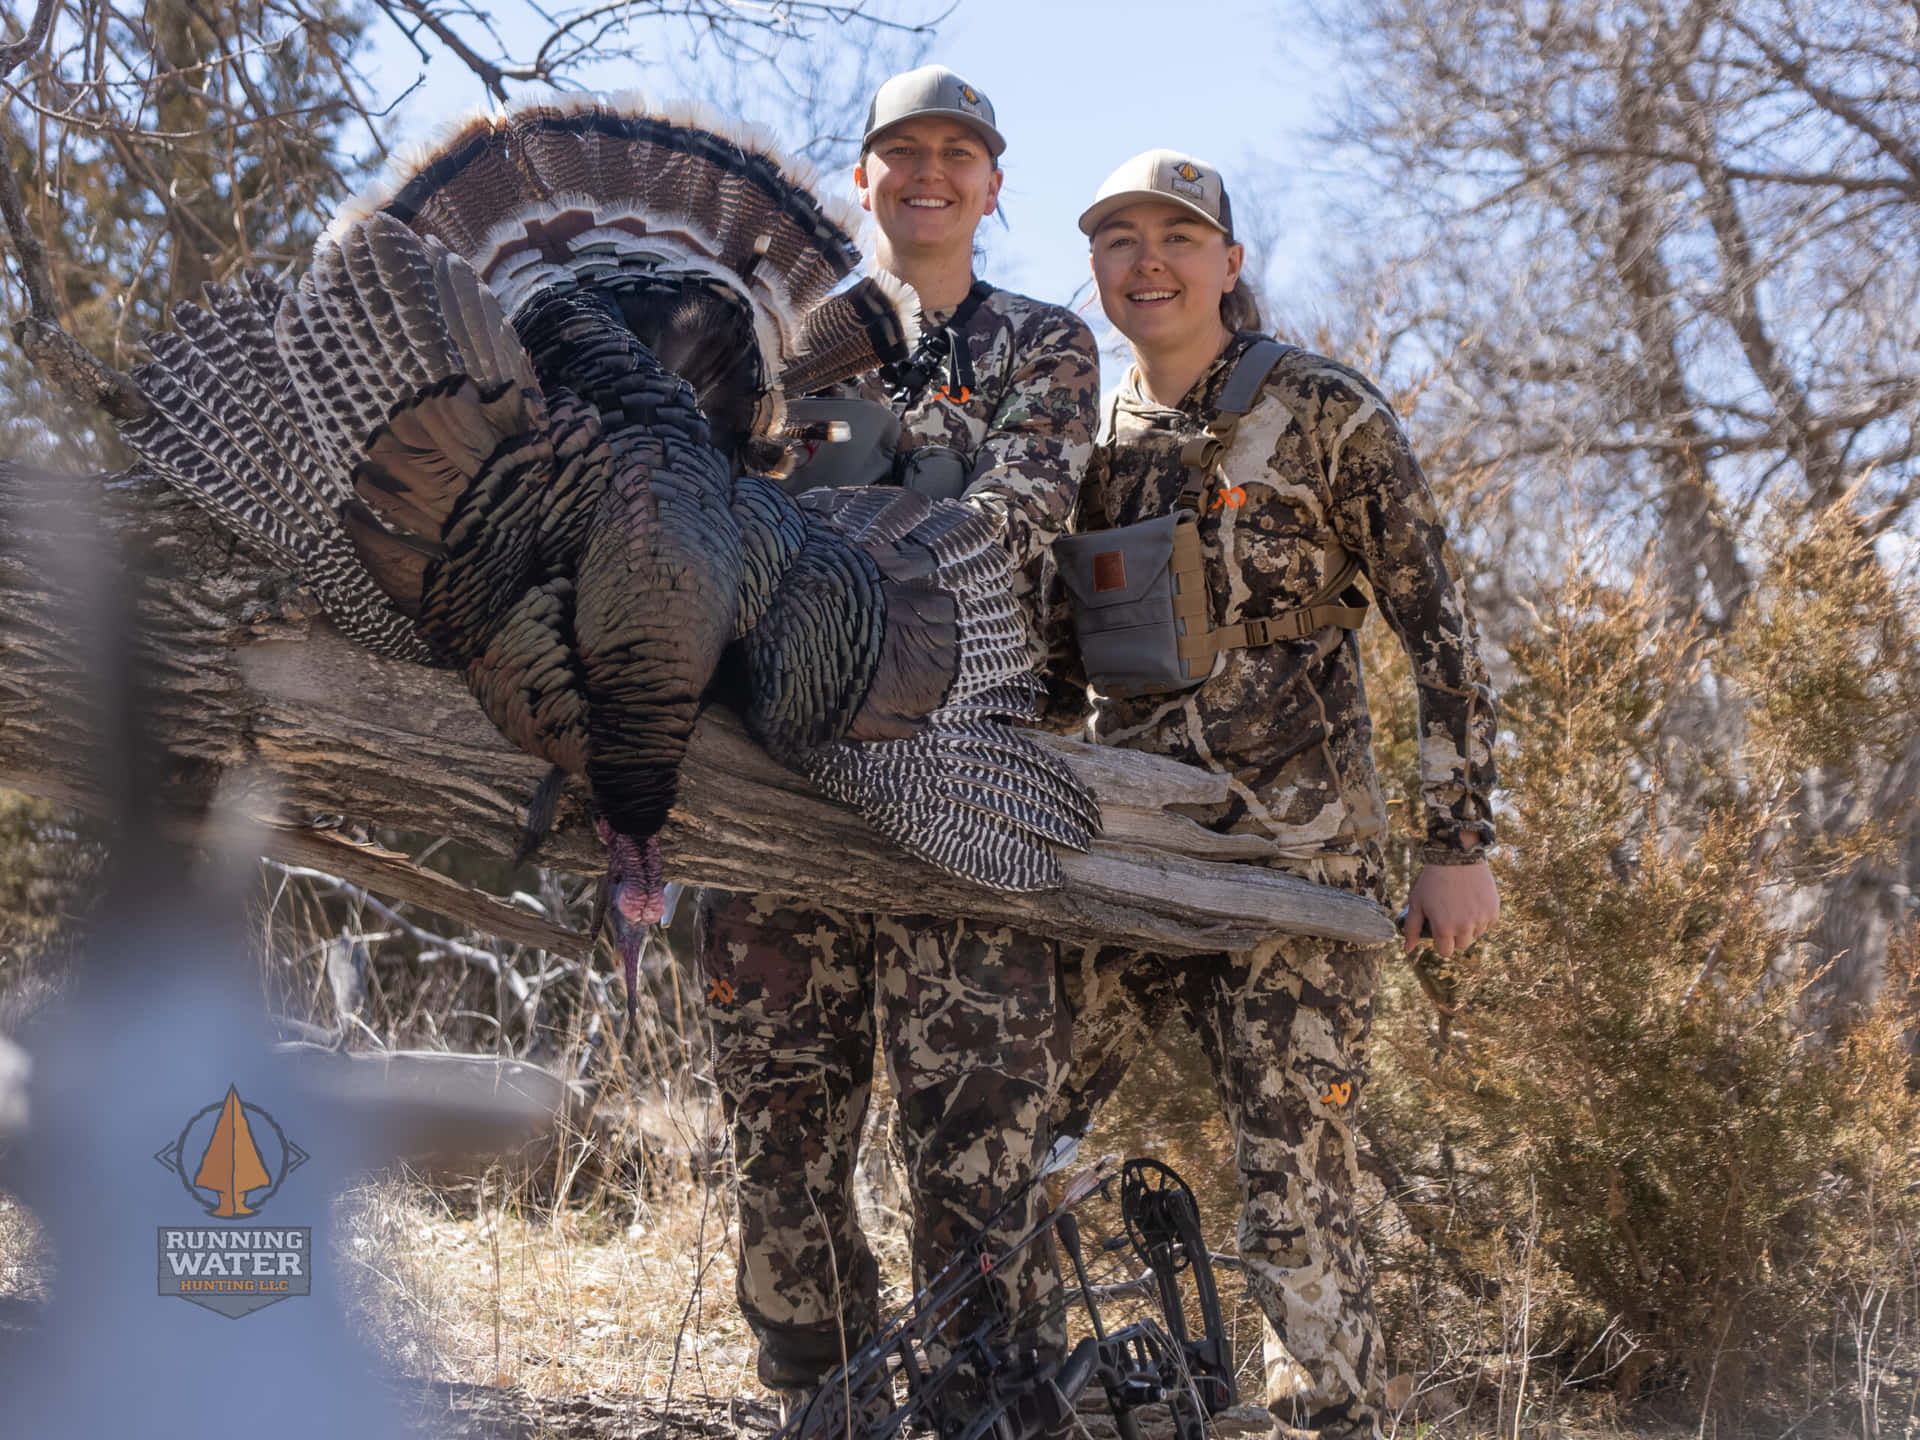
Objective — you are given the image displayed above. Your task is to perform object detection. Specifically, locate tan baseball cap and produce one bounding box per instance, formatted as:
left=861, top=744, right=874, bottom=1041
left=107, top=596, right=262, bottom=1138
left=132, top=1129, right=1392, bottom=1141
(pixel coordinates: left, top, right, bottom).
left=1078, top=149, right=1234, bottom=238
left=861, top=64, right=1006, bottom=158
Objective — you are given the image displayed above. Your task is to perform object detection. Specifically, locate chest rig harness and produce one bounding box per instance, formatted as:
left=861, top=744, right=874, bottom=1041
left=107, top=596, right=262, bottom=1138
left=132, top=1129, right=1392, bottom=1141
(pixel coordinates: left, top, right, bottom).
left=776, top=282, right=993, bottom=502
left=1054, top=339, right=1371, bottom=699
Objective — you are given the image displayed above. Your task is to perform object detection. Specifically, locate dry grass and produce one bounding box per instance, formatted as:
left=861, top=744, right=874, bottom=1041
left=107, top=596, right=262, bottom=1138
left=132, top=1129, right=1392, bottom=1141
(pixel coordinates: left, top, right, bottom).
left=0, top=931, right=1772, bottom=1440
left=338, top=1174, right=755, bottom=1399
left=330, top=1072, right=920, bottom=1414
left=319, top=1019, right=1291, bottom=1427
left=0, top=1020, right=1870, bottom=1440
left=0, top=1191, right=51, bottom=1304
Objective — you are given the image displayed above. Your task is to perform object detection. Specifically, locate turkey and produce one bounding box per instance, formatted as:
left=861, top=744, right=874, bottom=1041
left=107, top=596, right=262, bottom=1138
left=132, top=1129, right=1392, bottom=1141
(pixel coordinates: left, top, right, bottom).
left=118, top=97, right=1099, bottom=1025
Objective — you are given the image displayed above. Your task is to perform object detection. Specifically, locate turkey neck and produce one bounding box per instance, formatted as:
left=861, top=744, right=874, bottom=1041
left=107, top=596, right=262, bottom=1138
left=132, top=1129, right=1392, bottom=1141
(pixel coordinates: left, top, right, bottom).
left=516, top=286, right=746, bottom=841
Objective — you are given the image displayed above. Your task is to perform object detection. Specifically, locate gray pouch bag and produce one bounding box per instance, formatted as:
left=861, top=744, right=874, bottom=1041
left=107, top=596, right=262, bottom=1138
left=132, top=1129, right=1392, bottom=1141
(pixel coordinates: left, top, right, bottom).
left=780, top=398, right=976, bottom=502
left=898, top=445, right=971, bottom=501
left=780, top=398, right=901, bottom=492
left=1053, top=512, right=1188, bottom=697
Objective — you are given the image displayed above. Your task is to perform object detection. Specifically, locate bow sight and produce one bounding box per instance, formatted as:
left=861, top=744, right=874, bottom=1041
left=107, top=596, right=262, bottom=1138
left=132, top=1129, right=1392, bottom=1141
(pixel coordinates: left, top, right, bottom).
left=777, top=1156, right=1237, bottom=1440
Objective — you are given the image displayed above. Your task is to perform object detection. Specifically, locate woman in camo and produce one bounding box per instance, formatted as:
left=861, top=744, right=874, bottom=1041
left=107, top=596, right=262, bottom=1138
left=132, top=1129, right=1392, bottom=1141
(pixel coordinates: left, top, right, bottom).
left=1053, top=151, right=1502, bottom=1440
left=695, top=65, right=1098, bottom=1428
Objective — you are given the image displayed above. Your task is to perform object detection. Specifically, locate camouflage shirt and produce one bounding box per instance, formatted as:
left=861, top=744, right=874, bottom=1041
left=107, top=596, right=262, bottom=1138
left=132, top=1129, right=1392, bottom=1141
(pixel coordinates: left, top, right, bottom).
left=826, top=283, right=1099, bottom=665
left=1074, top=332, right=1497, bottom=879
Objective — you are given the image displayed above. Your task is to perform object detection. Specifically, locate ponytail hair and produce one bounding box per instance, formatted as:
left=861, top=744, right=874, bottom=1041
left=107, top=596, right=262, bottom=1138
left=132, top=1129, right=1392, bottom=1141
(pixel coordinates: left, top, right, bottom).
left=1220, top=274, right=1262, bottom=334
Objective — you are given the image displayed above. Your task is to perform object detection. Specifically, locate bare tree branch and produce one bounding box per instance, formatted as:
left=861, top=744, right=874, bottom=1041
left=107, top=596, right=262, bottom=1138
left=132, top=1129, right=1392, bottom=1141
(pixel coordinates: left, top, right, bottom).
left=371, top=0, right=508, bottom=99
left=1659, top=11, right=1845, bottom=508
left=0, top=0, right=58, bottom=77
left=259, top=825, right=595, bottom=957
left=1734, top=16, right=1920, bottom=190
left=1556, top=145, right=1920, bottom=201
left=0, top=2, right=147, bottom=419
left=1610, top=31, right=1751, bottom=616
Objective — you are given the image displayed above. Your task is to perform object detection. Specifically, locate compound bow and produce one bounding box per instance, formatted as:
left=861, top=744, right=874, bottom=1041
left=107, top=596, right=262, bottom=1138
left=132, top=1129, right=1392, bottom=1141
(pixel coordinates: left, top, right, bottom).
left=776, top=1156, right=1237, bottom=1440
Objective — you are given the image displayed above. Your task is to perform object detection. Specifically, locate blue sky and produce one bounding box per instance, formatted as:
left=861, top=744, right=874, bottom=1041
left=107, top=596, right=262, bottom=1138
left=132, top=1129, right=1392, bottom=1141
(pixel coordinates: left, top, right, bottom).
left=362, top=0, right=1337, bottom=358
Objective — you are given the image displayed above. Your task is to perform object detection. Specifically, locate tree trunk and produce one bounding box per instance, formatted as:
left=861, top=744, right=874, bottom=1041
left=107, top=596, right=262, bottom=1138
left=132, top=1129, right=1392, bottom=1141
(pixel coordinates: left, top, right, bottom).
left=0, top=464, right=1395, bottom=957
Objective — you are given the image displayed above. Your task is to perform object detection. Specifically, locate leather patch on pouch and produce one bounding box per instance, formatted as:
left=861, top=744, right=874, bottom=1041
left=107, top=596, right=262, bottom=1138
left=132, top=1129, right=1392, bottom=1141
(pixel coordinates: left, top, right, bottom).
left=1092, top=550, right=1126, bottom=593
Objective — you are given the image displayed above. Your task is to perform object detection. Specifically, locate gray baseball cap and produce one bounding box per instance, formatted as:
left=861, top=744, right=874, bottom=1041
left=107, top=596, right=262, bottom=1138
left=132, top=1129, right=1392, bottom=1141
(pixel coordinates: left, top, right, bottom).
left=1078, top=149, right=1234, bottom=239
left=861, top=64, right=1006, bottom=158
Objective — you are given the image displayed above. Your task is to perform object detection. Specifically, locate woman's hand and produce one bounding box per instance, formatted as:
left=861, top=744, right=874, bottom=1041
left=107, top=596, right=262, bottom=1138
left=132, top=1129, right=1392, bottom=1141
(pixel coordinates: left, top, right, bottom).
left=1403, top=859, right=1500, bottom=957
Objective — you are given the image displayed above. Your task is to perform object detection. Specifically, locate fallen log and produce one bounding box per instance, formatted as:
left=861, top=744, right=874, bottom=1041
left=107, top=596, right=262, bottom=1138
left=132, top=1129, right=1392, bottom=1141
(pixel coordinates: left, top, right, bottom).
left=0, top=464, right=1395, bottom=956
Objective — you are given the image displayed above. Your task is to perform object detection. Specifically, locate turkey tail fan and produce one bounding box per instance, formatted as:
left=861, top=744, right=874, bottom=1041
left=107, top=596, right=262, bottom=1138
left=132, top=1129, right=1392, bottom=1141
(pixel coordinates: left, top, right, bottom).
left=777, top=271, right=922, bottom=399
left=121, top=275, right=435, bottom=663
left=766, top=487, right=1100, bottom=891
left=331, top=96, right=878, bottom=436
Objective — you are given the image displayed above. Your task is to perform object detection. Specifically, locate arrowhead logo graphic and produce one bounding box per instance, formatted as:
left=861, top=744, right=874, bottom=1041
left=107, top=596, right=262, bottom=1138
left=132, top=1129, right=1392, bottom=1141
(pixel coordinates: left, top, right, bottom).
left=193, top=1086, right=273, bottom=1216
left=1168, top=160, right=1208, bottom=200
left=154, top=1084, right=307, bottom=1217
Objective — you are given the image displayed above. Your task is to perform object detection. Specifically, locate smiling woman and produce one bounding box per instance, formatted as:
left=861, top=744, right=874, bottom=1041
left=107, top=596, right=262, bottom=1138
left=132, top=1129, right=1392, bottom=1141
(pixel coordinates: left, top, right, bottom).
left=1051, top=148, right=1502, bottom=1440
left=692, top=62, right=1101, bottom=1432
left=1083, top=150, right=1260, bottom=405
left=856, top=120, right=1004, bottom=308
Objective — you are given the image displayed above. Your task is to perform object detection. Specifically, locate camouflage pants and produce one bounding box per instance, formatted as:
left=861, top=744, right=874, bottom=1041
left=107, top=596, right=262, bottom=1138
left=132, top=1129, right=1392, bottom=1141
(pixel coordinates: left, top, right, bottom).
left=1054, top=930, right=1388, bottom=1437
left=696, top=890, right=1070, bottom=1393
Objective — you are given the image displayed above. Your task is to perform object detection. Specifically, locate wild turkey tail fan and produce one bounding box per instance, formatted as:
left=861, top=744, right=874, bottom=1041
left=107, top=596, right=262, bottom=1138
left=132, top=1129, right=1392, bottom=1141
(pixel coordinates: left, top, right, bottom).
left=121, top=274, right=435, bottom=663
left=338, top=98, right=862, bottom=313
left=326, top=99, right=917, bottom=449
left=332, top=97, right=878, bottom=444
left=280, top=213, right=561, bottom=661
left=777, top=271, right=921, bottom=399
left=738, top=485, right=1100, bottom=891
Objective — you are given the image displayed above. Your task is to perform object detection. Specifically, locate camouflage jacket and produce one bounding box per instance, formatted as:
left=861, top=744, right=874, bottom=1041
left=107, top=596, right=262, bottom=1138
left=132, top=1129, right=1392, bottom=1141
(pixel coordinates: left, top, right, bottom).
left=1072, top=332, right=1497, bottom=880
left=824, top=283, right=1099, bottom=665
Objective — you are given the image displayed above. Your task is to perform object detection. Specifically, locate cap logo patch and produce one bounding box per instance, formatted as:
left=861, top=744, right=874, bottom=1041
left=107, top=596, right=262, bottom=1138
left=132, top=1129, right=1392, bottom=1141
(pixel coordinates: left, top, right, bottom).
left=1170, top=161, right=1206, bottom=199
left=957, top=83, right=985, bottom=115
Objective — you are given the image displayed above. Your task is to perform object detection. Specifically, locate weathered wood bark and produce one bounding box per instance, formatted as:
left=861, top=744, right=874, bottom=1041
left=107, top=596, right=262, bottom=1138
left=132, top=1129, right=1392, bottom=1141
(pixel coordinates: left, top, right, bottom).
left=0, top=465, right=1395, bottom=955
